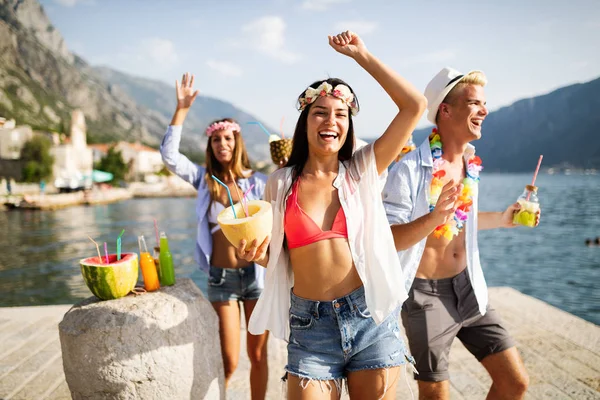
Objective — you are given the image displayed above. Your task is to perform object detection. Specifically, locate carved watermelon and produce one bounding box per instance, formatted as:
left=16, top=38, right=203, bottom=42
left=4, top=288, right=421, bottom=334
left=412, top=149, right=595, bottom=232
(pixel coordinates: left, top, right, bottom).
left=217, top=200, right=273, bottom=251
left=80, top=253, right=139, bottom=300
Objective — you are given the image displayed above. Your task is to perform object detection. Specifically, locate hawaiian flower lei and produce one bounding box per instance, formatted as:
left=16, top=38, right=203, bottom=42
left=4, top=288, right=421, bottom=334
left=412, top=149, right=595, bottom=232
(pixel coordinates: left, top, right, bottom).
left=205, top=121, right=241, bottom=137
left=298, top=81, right=359, bottom=116
left=429, top=128, right=483, bottom=240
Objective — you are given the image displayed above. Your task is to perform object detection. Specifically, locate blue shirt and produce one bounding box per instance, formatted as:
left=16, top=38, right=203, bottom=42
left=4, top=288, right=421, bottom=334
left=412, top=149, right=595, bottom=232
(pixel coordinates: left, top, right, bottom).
left=160, top=125, right=267, bottom=286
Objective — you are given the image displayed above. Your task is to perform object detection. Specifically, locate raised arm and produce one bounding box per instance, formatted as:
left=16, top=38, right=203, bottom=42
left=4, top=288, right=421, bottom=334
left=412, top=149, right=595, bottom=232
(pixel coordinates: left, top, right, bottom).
left=160, top=73, right=203, bottom=188
left=329, top=31, right=427, bottom=175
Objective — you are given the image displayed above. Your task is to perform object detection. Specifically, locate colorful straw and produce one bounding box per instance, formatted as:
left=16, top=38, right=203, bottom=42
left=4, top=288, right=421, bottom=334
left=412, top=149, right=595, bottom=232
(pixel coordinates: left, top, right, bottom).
left=242, top=183, right=255, bottom=217
left=87, top=235, right=102, bottom=264
left=116, top=229, right=125, bottom=261
left=247, top=121, right=271, bottom=139
left=527, top=155, right=544, bottom=200
left=280, top=117, right=285, bottom=139
left=153, top=219, right=159, bottom=248
left=211, top=175, right=237, bottom=218
left=229, top=171, right=247, bottom=218
left=103, top=242, right=109, bottom=264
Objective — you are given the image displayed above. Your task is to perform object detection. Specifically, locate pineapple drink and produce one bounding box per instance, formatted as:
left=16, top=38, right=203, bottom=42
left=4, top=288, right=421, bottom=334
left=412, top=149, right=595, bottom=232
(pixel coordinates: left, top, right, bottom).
left=269, top=134, right=292, bottom=165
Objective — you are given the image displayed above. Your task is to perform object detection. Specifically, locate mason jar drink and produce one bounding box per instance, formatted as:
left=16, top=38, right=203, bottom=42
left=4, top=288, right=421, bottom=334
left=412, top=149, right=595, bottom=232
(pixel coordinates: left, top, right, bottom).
left=513, top=185, right=539, bottom=227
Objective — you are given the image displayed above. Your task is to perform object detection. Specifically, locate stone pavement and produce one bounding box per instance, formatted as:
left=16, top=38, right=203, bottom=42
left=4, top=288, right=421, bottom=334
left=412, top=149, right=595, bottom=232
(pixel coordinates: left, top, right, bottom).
left=1, top=288, right=599, bottom=399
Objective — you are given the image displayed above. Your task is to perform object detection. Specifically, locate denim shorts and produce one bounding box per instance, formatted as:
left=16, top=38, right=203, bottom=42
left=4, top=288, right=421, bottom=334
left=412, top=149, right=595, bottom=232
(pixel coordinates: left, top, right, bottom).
left=286, top=286, right=414, bottom=381
left=206, top=264, right=262, bottom=303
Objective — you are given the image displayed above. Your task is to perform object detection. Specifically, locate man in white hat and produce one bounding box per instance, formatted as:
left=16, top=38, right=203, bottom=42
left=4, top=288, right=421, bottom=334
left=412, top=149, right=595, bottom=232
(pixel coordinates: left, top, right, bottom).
left=382, top=67, right=535, bottom=399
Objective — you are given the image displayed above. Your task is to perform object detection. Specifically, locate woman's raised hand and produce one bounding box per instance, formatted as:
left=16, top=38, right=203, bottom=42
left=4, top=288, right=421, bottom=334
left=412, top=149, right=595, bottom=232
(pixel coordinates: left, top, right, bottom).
left=328, top=30, right=367, bottom=59
left=175, top=72, right=199, bottom=110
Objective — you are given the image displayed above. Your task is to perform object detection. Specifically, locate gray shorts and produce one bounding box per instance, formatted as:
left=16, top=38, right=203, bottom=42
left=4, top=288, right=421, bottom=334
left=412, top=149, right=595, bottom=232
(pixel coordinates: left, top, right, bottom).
left=401, top=268, right=515, bottom=382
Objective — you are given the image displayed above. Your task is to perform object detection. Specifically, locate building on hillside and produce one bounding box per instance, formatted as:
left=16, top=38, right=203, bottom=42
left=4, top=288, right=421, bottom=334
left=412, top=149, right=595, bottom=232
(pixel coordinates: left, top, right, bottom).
left=90, top=141, right=164, bottom=182
left=0, top=121, right=33, bottom=160
left=51, top=110, right=93, bottom=191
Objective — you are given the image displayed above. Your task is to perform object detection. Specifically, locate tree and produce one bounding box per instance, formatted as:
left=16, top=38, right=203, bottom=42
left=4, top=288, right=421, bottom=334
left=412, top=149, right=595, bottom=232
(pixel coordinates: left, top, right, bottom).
left=21, top=135, right=55, bottom=183
left=95, top=145, right=127, bottom=184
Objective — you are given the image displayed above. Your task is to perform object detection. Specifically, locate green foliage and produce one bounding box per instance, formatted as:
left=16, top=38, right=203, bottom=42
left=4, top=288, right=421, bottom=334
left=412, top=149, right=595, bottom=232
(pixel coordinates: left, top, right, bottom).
left=155, top=165, right=172, bottom=176
left=20, top=136, right=55, bottom=182
left=95, top=146, right=128, bottom=184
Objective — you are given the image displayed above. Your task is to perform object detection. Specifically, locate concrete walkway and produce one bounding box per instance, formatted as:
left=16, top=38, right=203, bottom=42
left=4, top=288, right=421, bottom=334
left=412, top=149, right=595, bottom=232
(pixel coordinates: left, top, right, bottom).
left=1, top=288, right=598, bottom=399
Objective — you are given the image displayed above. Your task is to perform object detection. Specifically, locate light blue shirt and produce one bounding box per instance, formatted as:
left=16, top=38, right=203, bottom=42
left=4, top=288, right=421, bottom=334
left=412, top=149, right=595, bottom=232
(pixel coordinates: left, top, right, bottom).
left=382, top=137, right=488, bottom=316
left=160, top=125, right=267, bottom=287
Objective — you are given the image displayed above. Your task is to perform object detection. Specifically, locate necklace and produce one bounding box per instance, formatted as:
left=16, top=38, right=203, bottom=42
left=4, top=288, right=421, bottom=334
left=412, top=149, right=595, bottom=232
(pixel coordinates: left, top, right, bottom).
left=429, top=128, right=482, bottom=239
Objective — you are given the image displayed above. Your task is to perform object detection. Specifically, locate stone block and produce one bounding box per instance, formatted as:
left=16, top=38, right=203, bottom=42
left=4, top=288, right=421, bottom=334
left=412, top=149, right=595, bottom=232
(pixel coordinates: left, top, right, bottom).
left=59, top=278, right=224, bottom=399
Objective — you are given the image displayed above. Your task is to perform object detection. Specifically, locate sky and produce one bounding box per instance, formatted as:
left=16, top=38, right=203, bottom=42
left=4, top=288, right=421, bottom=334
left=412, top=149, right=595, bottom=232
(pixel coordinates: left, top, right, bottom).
left=39, top=0, right=600, bottom=138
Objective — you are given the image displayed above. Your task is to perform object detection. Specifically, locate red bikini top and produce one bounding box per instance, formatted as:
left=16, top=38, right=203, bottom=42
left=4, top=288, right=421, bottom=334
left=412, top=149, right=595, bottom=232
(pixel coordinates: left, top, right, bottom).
left=284, top=179, right=348, bottom=249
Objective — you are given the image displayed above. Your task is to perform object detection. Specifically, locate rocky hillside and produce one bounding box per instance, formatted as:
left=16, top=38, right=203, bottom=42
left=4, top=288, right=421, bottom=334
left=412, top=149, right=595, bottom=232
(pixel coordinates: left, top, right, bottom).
left=93, top=67, right=276, bottom=160
left=0, top=0, right=167, bottom=144
left=0, top=0, right=274, bottom=162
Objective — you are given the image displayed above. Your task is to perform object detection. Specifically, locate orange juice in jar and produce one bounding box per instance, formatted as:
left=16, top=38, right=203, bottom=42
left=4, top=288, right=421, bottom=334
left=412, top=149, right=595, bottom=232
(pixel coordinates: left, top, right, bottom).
left=138, top=235, right=160, bottom=291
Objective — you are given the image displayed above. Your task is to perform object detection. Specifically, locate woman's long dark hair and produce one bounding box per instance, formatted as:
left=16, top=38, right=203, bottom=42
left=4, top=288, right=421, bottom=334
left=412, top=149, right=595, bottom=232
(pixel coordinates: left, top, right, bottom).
left=286, top=78, right=360, bottom=192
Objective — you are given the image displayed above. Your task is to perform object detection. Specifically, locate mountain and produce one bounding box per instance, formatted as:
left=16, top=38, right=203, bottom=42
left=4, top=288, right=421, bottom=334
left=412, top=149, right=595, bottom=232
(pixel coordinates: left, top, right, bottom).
left=92, top=67, right=276, bottom=161
left=411, top=77, right=600, bottom=171
left=0, top=0, right=274, bottom=162
left=0, top=0, right=166, bottom=144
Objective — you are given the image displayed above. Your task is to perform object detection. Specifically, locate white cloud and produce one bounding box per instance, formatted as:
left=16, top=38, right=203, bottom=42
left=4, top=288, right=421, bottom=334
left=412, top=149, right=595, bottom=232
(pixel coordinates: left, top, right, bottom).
left=139, top=38, right=179, bottom=66
left=206, top=60, right=243, bottom=77
left=241, top=16, right=301, bottom=64
left=398, top=50, right=456, bottom=67
left=572, top=61, right=589, bottom=70
left=333, top=20, right=378, bottom=35
left=301, top=0, right=350, bottom=11
left=53, top=0, right=94, bottom=6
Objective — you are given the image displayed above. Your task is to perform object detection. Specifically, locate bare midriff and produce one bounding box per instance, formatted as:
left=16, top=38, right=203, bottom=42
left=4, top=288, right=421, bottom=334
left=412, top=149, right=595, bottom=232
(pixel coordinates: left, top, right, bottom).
left=209, top=226, right=254, bottom=269
left=289, top=238, right=362, bottom=301
left=416, top=229, right=467, bottom=279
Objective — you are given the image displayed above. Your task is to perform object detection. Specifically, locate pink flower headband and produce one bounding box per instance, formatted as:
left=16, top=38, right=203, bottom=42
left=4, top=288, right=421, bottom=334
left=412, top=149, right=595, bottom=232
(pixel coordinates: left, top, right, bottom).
left=298, top=82, right=359, bottom=116
left=205, top=121, right=241, bottom=137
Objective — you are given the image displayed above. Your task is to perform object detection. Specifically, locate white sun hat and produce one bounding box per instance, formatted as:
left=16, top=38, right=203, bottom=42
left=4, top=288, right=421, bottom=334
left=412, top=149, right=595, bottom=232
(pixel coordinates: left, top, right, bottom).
left=424, top=67, right=483, bottom=124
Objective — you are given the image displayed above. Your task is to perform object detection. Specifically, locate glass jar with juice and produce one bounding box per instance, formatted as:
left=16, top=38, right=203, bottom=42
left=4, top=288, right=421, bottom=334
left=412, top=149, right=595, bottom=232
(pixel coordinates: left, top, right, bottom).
left=159, top=232, right=176, bottom=286
left=513, top=185, right=539, bottom=227
left=138, top=235, right=160, bottom=291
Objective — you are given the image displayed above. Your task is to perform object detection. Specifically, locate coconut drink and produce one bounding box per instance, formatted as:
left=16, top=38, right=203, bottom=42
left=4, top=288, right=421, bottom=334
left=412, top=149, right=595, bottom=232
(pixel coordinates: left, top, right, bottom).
left=269, top=134, right=292, bottom=166
left=217, top=200, right=273, bottom=251
left=80, top=253, right=139, bottom=300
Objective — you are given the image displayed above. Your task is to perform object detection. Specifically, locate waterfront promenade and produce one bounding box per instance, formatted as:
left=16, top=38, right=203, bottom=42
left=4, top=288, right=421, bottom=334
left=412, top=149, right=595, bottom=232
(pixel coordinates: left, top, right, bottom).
left=0, top=287, right=598, bottom=399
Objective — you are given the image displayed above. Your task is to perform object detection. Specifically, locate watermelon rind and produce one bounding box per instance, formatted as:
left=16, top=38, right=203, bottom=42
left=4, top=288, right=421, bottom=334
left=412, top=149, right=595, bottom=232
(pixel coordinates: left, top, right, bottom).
left=80, top=253, right=139, bottom=300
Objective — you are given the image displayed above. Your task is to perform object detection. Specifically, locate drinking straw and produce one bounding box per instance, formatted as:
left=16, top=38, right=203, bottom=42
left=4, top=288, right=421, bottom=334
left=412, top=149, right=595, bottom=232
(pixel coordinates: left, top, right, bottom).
left=527, top=155, right=544, bottom=200
left=280, top=117, right=285, bottom=139
left=116, top=229, right=125, bottom=261
left=153, top=219, right=159, bottom=248
left=103, top=242, right=109, bottom=264
left=247, top=121, right=271, bottom=139
left=242, top=184, right=255, bottom=202
left=211, top=175, right=237, bottom=218
left=229, top=171, right=247, bottom=218
left=87, top=235, right=102, bottom=264
left=138, top=235, right=148, bottom=254
left=241, top=183, right=255, bottom=217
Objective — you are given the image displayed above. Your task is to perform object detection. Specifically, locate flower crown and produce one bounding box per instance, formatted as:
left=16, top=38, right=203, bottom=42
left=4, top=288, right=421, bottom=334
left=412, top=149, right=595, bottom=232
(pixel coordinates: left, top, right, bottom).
left=298, top=81, right=359, bottom=116
left=205, top=121, right=241, bottom=137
